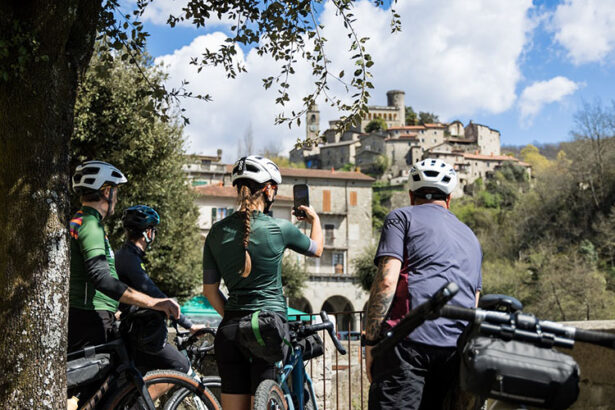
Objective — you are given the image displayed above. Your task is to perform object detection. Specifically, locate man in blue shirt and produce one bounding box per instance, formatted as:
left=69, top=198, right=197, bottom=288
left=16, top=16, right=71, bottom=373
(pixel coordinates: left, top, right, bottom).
left=364, top=158, right=482, bottom=410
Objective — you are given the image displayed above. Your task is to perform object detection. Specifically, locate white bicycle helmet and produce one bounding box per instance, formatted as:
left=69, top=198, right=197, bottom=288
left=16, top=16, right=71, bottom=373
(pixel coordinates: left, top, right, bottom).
left=231, top=155, right=282, bottom=186
left=72, top=160, right=128, bottom=193
left=409, top=158, right=457, bottom=195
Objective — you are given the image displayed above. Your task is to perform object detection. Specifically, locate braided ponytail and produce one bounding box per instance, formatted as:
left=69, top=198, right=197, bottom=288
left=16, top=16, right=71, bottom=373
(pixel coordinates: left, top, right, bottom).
left=237, top=183, right=263, bottom=277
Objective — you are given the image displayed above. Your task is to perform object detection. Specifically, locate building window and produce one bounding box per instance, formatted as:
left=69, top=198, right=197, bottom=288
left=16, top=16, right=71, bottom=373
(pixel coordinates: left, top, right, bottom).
left=333, top=252, right=345, bottom=274
left=325, top=224, right=335, bottom=245
left=323, top=190, right=331, bottom=212
left=211, top=207, right=234, bottom=223
left=350, top=191, right=358, bottom=206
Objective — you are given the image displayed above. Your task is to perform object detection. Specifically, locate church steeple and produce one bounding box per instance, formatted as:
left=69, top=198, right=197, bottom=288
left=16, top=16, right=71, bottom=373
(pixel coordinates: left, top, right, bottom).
left=306, top=103, right=320, bottom=140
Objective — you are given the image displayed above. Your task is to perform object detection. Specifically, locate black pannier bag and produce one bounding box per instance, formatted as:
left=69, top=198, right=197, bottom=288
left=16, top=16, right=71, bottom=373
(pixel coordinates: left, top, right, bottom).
left=459, top=334, right=580, bottom=409
left=119, top=309, right=168, bottom=354
left=66, top=353, right=113, bottom=389
left=237, top=310, right=290, bottom=363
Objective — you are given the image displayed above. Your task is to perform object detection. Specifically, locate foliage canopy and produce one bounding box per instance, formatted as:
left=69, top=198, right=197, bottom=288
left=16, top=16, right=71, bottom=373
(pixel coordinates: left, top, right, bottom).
left=72, top=45, right=202, bottom=299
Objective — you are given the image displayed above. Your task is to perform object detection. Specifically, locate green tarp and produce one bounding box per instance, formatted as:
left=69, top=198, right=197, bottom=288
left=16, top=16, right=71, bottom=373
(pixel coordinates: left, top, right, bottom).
left=181, top=295, right=311, bottom=321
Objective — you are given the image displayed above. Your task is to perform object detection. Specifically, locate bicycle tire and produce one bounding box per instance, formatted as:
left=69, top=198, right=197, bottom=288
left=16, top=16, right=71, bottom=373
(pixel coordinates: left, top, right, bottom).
left=254, top=379, right=288, bottom=410
left=166, top=376, right=222, bottom=410
left=105, top=369, right=220, bottom=410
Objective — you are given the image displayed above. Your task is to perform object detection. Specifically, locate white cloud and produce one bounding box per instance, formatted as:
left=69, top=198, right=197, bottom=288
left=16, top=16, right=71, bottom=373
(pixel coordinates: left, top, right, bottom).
left=123, top=0, right=232, bottom=28
left=156, top=0, right=535, bottom=161
left=551, top=0, right=615, bottom=65
left=518, top=76, right=580, bottom=126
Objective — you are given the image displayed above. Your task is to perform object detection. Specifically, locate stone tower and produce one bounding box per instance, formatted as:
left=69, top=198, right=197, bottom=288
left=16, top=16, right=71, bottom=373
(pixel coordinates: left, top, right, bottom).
left=306, top=103, right=320, bottom=140
left=386, top=90, right=406, bottom=126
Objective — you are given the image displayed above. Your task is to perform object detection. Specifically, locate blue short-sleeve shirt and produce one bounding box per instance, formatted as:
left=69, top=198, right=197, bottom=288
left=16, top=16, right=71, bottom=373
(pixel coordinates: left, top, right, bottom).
left=375, top=203, right=482, bottom=347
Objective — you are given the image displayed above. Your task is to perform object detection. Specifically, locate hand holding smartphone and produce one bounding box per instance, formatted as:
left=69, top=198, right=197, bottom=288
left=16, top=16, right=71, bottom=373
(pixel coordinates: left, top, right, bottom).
left=293, top=184, right=310, bottom=218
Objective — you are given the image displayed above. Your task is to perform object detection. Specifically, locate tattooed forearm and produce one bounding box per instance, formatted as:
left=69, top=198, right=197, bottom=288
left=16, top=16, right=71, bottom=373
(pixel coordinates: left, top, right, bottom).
left=365, top=256, right=401, bottom=340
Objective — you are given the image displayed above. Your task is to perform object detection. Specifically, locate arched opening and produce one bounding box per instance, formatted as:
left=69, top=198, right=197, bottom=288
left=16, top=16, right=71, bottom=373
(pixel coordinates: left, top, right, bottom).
left=289, top=296, right=313, bottom=315
left=321, top=296, right=355, bottom=332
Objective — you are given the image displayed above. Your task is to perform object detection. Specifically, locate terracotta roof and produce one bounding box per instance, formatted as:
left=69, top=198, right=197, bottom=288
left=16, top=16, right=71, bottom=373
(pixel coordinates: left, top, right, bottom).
left=279, top=167, right=374, bottom=181
left=423, top=123, right=447, bottom=128
left=388, top=125, right=426, bottom=131
left=194, top=184, right=292, bottom=201
left=463, top=153, right=521, bottom=162
left=223, top=164, right=374, bottom=181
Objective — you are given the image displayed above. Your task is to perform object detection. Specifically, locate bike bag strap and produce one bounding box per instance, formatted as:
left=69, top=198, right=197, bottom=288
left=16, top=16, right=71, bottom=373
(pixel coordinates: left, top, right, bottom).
left=460, top=334, right=580, bottom=409
left=251, top=311, right=266, bottom=346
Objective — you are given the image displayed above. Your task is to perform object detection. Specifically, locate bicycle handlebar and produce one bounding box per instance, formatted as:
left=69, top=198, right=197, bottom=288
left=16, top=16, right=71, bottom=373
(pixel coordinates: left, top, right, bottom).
left=371, top=282, right=459, bottom=358
left=298, top=311, right=347, bottom=355
left=372, top=282, right=615, bottom=358
left=441, top=304, right=615, bottom=349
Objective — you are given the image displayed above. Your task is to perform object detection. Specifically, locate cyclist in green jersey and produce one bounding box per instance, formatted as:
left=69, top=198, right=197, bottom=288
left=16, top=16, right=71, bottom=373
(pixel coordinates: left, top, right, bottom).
left=202, top=155, right=323, bottom=410
left=68, top=161, right=180, bottom=352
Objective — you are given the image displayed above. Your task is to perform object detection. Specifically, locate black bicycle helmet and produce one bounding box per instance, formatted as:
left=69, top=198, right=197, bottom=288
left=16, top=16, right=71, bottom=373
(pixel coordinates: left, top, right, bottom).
left=122, top=205, right=160, bottom=233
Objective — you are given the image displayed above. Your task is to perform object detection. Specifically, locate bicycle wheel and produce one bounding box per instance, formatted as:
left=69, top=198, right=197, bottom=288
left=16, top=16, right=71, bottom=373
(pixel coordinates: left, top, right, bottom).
left=106, top=370, right=220, bottom=410
left=254, top=379, right=288, bottom=410
left=166, top=376, right=222, bottom=410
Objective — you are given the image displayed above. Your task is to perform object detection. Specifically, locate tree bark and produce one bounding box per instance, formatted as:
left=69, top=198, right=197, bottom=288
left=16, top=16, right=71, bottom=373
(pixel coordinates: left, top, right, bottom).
left=0, top=1, right=101, bottom=407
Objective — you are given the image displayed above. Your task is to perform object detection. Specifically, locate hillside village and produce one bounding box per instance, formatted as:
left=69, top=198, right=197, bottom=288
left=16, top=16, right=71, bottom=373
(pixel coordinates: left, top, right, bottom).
left=290, top=90, right=530, bottom=197
left=183, top=91, right=531, bottom=331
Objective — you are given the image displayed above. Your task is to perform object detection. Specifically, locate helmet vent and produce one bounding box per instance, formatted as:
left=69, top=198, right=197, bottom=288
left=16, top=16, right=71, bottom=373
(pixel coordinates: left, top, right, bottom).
left=84, top=177, right=96, bottom=185
left=83, top=168, right=99, bottom=175
left=246, top=164, right=259, bottom=173
left=412, top=174, right=421, bottom=182
left=111, top=171, right=123, bottom=178
left=442, top=176, right=451, bottom=183
left=424, top=170, right=439, bottom=177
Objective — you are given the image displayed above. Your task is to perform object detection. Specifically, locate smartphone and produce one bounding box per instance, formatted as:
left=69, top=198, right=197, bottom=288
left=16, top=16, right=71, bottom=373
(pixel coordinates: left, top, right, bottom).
left=293, top=184, right=310, bottom=218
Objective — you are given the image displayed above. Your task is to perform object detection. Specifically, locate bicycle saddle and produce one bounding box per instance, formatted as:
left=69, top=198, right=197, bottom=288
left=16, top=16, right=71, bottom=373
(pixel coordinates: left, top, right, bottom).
left=478, top=294, right=523, bottom=313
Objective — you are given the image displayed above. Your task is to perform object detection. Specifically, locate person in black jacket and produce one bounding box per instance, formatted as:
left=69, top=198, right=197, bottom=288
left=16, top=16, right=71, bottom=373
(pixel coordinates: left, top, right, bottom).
left=115, top=205, right=204, bottom=375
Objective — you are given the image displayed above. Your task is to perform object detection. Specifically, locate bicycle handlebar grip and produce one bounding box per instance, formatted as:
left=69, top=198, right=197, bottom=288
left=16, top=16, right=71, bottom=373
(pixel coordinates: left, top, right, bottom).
left=574, top=328, right=615, bottom=349
left=319, top=311, right=347, bottom=355
left=440, top=305, right=476, bottom=321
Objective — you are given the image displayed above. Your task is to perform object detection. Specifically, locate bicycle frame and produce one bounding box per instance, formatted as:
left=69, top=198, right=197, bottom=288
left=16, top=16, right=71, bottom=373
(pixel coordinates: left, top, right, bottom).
left=67, top=338, right=156, bottom=410
left=276, top=346, right=319, bottom=410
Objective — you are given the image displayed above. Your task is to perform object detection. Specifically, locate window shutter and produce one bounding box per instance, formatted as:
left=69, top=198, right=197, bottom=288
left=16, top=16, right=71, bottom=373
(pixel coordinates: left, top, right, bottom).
left=349, top=191, right=357, bottom=207
left=323, top=190, right=331, bottom=212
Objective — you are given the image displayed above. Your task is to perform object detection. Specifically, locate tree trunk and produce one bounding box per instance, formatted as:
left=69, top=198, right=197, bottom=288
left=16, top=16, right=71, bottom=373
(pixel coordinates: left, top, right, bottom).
left=0, top=1, right=101, bottom=407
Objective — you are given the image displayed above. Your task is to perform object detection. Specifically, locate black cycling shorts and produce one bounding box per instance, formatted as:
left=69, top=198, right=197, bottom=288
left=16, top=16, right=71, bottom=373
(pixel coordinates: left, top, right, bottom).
left=68, top=308, right=116, bottom=352
left=133, top=343, right=190, bottom=374
left=214, top=311, right=279, bottom=395
left=368, top=339, right=458, bottom=410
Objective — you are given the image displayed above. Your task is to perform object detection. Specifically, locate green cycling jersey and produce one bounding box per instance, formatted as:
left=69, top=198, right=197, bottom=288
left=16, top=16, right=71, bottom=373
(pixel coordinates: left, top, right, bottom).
left=69, top=206, right=120, bottom=312
left=203, top=211, right=314, bottom=314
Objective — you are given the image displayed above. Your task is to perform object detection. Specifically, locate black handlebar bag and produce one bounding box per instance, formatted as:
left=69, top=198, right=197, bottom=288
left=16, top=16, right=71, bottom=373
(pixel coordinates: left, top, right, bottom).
left=119, top=309, right=168, bottom=354
left=237, top=310, right=290, bottom=363
left=459, top=333, right=580, bottom=409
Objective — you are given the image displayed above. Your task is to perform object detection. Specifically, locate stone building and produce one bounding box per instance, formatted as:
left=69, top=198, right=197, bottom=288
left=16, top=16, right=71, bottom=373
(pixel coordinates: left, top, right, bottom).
left=182, top=150, right=227, bottom=186
left=464, top=121, right=501, bottom=156
left=187, top=161, right=375, bottom=331
left=290, top=90, right=405, bottom=166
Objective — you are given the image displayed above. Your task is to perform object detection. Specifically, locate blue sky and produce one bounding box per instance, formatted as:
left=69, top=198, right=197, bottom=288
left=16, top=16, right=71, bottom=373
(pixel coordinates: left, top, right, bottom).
left=120, top=0, right=615, bottom=159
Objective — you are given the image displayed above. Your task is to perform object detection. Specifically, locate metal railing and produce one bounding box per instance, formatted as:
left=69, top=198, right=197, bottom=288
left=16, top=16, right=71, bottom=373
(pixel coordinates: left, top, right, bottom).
left=288, top=310, right=367, bottom=410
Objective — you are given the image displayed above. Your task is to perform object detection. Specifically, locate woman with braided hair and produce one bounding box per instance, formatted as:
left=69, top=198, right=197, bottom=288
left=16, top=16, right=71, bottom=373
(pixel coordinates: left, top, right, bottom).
left=202, top=155, right=323, bottom=410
